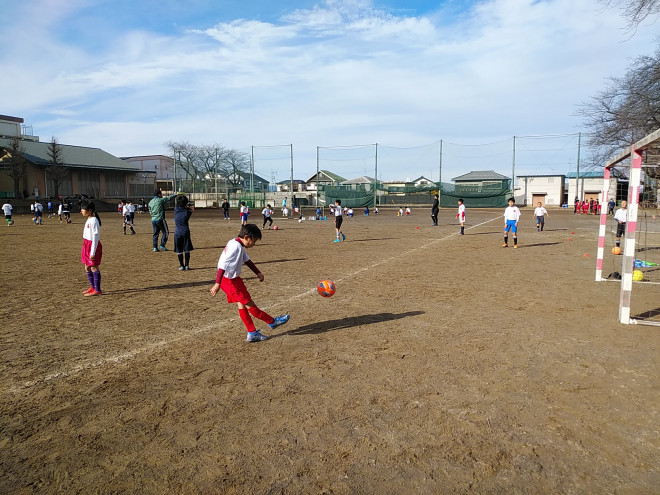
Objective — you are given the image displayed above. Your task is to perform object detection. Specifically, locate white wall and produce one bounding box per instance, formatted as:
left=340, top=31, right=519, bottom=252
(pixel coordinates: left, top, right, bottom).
left=518, top=176, right=564, bottom=206
left=567, top=177, right=616, bottom=203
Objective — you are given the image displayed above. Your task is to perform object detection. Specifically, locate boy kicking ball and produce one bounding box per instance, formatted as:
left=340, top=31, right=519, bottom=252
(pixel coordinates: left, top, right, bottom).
left=503, top=197, right=521, bottom=248
left=211, top=224, right=290, bottom=342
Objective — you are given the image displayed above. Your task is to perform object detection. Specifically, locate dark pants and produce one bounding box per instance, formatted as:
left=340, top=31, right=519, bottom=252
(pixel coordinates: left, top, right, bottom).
left=223, top=209, right=229, bottom=219
left=263, top=215, right=273, bottom=228
left=152, top=219, right=169, bottom=248
left=431, top=209, right=438, bottom=225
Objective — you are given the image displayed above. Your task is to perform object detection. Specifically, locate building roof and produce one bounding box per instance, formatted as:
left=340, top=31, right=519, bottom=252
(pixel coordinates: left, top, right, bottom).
left=0, top=137, right=140, bottom=172
left=306, top=170, right=347, bottom=183
left=452, top=170, right=510, bottom=182
left=341, top=176, right=374, bottom=185
left=516, top=174, right=566, bottom=178
left=565, top=171, right=604, bottom=178
left=276, top=179, right=306, bottom=185
left=411, top=175, right=434, bottom=183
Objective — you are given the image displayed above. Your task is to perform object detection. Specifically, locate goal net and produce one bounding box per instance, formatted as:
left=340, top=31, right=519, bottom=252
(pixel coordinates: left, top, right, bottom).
left=595, top=128, right=660, bottom=326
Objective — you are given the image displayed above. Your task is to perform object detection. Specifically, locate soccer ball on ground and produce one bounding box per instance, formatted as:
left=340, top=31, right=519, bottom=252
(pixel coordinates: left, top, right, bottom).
left=612, top=247, right=622, bottom=255
left=632, top=270, right=644, bottom=281
left=317, top=280, right=336, bottom=297
left=273, top=225, right=278, bottom=230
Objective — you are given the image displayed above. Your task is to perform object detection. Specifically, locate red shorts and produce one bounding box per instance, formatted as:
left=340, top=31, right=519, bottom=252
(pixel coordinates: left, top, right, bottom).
left=220, top=276, right=251, bottom=305
left=81, top=239, right=102, bottom=266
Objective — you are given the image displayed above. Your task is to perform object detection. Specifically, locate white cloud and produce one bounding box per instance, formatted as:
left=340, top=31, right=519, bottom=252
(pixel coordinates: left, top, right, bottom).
left=1, top=0, right=657, bottom=180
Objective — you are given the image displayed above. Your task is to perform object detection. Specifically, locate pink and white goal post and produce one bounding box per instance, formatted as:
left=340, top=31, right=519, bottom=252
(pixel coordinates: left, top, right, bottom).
left=595, top=128, right=660, bottom=326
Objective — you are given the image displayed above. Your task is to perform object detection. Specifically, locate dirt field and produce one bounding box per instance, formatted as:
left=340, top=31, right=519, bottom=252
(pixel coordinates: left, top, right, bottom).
left=1, top=206, right=659, bottom=494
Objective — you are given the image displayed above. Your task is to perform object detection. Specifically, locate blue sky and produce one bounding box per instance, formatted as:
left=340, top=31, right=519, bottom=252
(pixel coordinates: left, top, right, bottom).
left=1, top=0, right=657, bottom=181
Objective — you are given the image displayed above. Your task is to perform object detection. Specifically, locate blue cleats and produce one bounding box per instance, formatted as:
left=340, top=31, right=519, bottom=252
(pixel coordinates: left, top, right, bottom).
left=246, top=330, right=269, bottom=342
left=268, top=314, right=290, bottom=329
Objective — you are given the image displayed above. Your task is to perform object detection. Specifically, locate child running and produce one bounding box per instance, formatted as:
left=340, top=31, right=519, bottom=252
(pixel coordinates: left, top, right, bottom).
left=174, top=194, right=194, bottom=270
left=80, top=199, right=103, bottom=296
left=503, top=197, right=521, bottom=248
left=533, top=202, right=548, bottom=232
left=210, top=224, right=290, bottom=342
left=2, top=200, right=13, bottom=226
left=262, top=204, right=273, bottom=229
left=456, top=198, right=465, bottom=235
left=333, top=199, right=346, bottom=243
left=122, top=199, right=136, bottom=235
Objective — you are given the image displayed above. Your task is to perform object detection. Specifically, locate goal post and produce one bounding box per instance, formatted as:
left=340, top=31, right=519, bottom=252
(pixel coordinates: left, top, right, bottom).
left=595, top=128, right=660, bottom=326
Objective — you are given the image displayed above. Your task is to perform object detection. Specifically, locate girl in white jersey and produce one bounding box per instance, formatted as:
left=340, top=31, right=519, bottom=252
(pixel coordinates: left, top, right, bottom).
left=80, top=200, right=103, bottom=296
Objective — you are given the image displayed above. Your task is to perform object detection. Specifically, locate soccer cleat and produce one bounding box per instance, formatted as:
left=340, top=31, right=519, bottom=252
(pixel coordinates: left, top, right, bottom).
left=153, top=248, right=159, bottom=252
left=246, top=330, right=269, bottom=342
left=502, top=244, right=508, bottom=247
left=82, top=287, right=94, bottom=295
left=179, top=266, right=185, bottom=271
left=268, top=314, right=290, bottom=329
left=334, top=239, right=341, bottom=243
left=159, top=245, right=169, bottom=251
left=84, top=289, right=101, bottom=296
left=184, top=266, right=190, bottom=271
left=514, top=245, right=519, bottom=249
left=342, top=234, right=346, bottom=241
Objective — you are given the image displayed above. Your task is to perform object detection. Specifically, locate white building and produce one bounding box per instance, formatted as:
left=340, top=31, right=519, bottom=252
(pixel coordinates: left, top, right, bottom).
left=516, top=174, right=565, bottom=206
left=565, top=171, right=618, bottom=204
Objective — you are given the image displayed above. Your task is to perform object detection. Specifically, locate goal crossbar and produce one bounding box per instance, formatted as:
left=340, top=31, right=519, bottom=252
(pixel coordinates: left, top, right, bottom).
left=595, top=128, right=660, bottom=326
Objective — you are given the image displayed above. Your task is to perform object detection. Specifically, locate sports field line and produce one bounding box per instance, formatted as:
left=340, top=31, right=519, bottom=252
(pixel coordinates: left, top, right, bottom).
left=9, top=215, right=501, bottom=393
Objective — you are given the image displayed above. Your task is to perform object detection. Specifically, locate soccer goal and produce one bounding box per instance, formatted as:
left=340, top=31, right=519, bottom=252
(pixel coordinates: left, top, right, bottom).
left=595, top=128, right=660, bottom=326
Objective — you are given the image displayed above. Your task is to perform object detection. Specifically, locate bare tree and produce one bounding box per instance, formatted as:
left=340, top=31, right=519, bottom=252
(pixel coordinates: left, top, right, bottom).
left=218, top=148, right=251, bottom=188
left=599, top=0, right=660, bottom=30
left=4, top=137, right=29, bottom=198
left=47, top=137, right=69, bottom=199
left=578, top=46, right=660, bottom=168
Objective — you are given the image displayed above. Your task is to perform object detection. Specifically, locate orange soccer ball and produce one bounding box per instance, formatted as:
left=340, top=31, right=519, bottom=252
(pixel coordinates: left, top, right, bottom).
left=612, top=247, right=622, bottom=255
left=317, top=280, right=336, bottom=297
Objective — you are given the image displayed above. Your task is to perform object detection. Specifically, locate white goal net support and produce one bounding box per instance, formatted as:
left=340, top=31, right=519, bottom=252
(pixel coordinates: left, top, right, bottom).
left=595, top=128, right=660, bottom=326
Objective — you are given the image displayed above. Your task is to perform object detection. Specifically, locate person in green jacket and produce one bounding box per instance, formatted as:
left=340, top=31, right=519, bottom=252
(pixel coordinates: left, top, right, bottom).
left=149, top=189, right=177, bottom=251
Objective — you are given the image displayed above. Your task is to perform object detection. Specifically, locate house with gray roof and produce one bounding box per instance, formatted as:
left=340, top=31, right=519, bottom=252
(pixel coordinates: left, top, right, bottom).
left=451, top=170, right=510, bottom=194
left=306, top=170, right=347, bottom=191
left=0, top=115, right=146, bottom=199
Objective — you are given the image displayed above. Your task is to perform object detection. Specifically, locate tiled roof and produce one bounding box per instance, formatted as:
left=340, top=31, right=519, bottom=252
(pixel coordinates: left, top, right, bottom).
left=0, top=137, right=139, bottom=172
left=452, top=170, right=510, bottom=182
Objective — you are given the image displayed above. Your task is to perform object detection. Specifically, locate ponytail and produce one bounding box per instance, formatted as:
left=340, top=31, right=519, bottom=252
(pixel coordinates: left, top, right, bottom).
left=80, top=199, right=102, bottom=226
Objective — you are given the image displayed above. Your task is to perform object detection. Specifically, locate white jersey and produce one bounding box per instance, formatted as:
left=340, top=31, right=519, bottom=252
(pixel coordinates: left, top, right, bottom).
left=534, top=207, right=547, bottom=217
left=240, top=205, right=248, bottom=215
left=58, top=204, right=63, bottom=215
left=504, top=206, right=521, bottom=222
left=122, top=204, right=130, bottom=216
left=334, top=206, right=342, bottom=217
left=614, top=208, right=627, bottom=223
left=217, top=238, right=250, bottom=279
left=128, top=204, right=135, bottom=213
left=2, top=203, right=12, bottom=215
left=457, top=204, right=465, bottom=221
left=83, top=216, right=101, bottom=256
left=262, top=208, right=272, bottom=217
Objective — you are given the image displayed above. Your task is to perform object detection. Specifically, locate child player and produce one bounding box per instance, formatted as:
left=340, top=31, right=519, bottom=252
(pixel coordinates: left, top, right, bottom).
left=533, top=202, right=548, bottom=232
left=614, top=200, right=627, bottom=250
left=80, top=200, right=103, bottom=296
left=240, top=201, right=249, bottom=226
left=333, top=199, right=346, bottom=243
left=210, top=224, right=290, bottom=342
left=262, top=204, right=273, bottom=229
left=174, top=194, right=194, bottom=270
left=503, top=197, right=521, bottom=248
left=456, top=198, right=465, bottom=235
left=122, top=199, right=136, bottom=234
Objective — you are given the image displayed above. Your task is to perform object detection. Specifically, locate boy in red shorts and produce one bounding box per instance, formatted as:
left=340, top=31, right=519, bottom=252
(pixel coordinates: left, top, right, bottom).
left=210, top=224, right=290, bottom=342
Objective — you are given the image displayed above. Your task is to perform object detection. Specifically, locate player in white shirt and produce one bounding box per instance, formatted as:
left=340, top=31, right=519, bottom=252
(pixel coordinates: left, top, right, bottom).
left=614, top=200, right=628, bottom=249
left=262, top=204, right=273, bottom=229
left=121, top=200, right=135, bottom=234
left=456, top=199, right=466, bottom=235
left=210, top=224, right=290, bottom=342
left=333, top=199, right=346, bottom=242
left=239, top=201, right=249, bottom=225
left=2, top=200, right=13, bottom=226
left=80, top=200, right=103, bottom=296
left=533, top=202, right=548, bottom=232
left=503, top=198, right=521, bottom=248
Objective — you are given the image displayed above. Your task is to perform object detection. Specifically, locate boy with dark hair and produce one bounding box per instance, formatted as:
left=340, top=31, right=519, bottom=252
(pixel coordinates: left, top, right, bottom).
left=503, top=197, right=521, bottom=248
left=614, top=200, right=628, bottom=249
left=333, top=199, right=346, bottom=243
left=210, top=224, right=290, bottom=342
